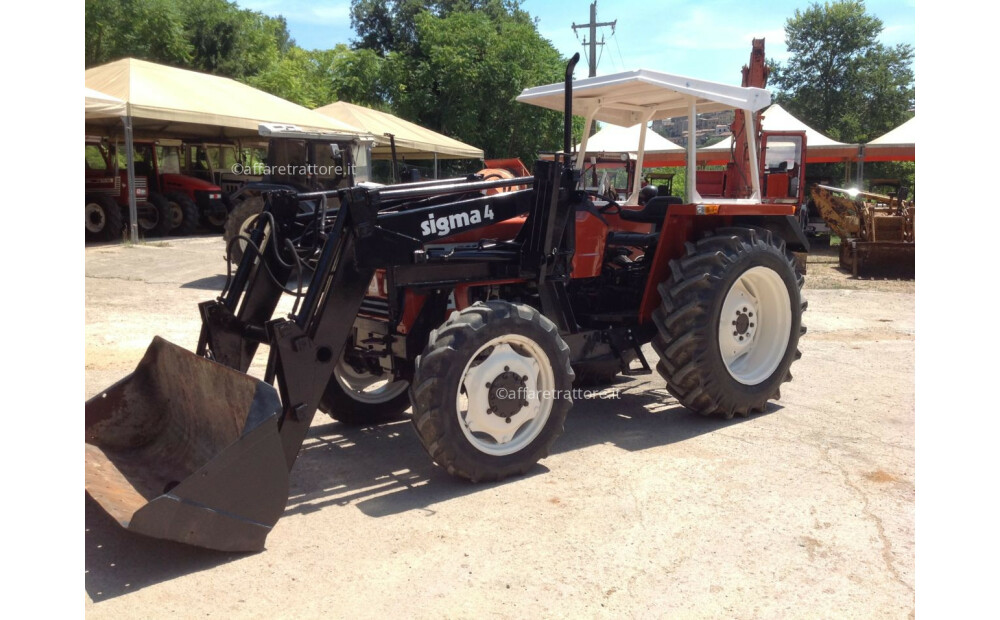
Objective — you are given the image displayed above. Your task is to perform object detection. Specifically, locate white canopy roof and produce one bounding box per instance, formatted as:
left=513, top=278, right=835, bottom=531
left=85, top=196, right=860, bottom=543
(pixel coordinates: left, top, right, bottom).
left=863, top=116, right=915, bottom=162
left=699, top=104, right=858, bottom=163
left=517, top=69, right=771, bottom=127
left=577, top=122, right=683, bottom=154
left=85, top=87, right=126, bottom=119
left=85, top=58, right=367, bottom=140
left=314, top=100, right=483, bottom=160
left=869, top=116, right=915, bottom=145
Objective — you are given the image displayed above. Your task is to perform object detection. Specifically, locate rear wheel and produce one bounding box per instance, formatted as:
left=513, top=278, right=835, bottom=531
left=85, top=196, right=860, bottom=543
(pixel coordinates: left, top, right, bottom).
left=165, top=192, right=200, bottom=236
left=410, top=301, right=574, bottom=482
left=318, top=351, right=410, bottom=426
left=651, top=227, right=806, bottom=418
left=223, top=196, right=265, bottom=263
left=85, top=195, right=123, bottom=242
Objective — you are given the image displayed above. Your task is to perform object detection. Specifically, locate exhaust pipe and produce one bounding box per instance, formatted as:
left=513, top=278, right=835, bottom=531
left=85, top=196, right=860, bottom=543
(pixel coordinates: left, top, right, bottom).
left=564, top=53, right=580, bottom=161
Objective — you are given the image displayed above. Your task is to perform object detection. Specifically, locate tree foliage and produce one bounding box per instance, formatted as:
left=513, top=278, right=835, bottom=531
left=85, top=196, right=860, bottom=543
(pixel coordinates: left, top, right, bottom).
left=770, top=1, right=914, bottom=143
left=345, top=1, right=575, bottom=161
left=83, top=0, right=588, bottom=160
left=85, top=0, right=292, bottom=78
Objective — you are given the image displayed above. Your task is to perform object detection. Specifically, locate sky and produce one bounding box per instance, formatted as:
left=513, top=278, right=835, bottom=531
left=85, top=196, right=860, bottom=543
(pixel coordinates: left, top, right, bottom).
left=235, top=0, right=915, bottom=85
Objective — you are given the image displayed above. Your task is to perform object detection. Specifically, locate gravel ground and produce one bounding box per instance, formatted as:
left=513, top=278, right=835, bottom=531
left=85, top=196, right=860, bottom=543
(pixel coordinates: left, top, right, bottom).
left=84, top=235, right=914, bottom=618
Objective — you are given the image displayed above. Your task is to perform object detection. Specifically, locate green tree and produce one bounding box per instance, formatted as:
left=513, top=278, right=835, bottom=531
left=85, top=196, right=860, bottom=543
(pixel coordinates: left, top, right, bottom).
left=346, top=1, right=574, bottom=161
left=770, top=1, right=913, bottom=143
left=182, top=0, right=291, bottom=79
left=85, top=0, right=192, bottom=67
left=247, top=47, right=340, bottom=108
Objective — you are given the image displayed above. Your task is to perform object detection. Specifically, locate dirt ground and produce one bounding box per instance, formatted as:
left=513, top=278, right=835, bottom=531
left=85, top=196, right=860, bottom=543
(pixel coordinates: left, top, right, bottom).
left=84, top=235, right=914, bottom=618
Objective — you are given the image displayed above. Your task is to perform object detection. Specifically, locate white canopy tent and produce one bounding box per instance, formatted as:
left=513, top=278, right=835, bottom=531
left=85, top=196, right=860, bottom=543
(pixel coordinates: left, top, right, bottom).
left=85, top=87, right=126, bottom=119
left=698, top=104, right=859, bottom=164
left=85, top=58, right=366, bottom=139
left=863, top=116, right=915, bottom=162
left=518, top=68, right=770, bottom=204
left=574, top=122, right=684, bottom=165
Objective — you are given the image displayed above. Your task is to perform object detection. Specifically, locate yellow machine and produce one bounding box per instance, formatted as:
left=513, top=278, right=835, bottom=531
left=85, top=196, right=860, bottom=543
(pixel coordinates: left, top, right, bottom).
left=810, top=184, right=914, bottom=278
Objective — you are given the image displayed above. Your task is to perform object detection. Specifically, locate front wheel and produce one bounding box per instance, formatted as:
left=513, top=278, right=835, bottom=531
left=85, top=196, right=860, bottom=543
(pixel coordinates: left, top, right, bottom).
left=223, top=196, right=265, bottom=263
left=138, top=193, right=173, bottom=238
left=410, top=301, right=574, bottom=482
left=651, top=227, right=806, bottom=418
left=164, top=192, right=200, bottom=236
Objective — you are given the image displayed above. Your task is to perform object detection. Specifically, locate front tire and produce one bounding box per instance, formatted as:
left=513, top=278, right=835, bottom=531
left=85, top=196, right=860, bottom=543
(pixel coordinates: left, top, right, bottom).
left=138, top=193, right=173, bottom=238
left=651, top=227, right=806, bottom=418
left=223, top=196, right=265, bottom=263
left=410, top=301, right=574, bottom=482
left=165, top=192, right=200, bottom=236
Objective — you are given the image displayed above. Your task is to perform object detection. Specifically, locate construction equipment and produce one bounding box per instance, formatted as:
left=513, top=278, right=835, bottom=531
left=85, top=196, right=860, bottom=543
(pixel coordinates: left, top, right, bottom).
left=86, top=49, right=808, bottom=552
left=810, top=183, right=914, bottom=278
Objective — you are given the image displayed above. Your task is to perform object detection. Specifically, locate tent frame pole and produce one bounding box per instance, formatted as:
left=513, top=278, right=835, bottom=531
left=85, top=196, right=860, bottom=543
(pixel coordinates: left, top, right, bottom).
left=123, top=109, right=139, bottom=244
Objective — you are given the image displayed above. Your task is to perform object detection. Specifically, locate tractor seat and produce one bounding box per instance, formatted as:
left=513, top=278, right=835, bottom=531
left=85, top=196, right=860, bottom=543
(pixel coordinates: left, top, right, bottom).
left=618, top=196, right=683, bottom=223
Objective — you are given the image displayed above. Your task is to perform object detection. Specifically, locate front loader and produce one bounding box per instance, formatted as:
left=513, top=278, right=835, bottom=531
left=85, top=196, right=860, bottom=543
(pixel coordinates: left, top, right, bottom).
left=86, top=50, right=808, bottom=552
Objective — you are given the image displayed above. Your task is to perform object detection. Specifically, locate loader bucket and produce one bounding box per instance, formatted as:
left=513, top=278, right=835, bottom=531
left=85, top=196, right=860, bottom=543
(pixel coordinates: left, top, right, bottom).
left=85, top=337, right=289, bottom=552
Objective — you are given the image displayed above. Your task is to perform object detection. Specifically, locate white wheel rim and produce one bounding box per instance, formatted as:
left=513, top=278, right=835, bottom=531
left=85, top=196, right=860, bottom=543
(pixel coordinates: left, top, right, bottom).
left=456, top=334, right=555, bottom=456
left=718, top=266, right=792, bottom=385
left=334, top=356, right=408, bottom=404
left=85, top=202, right=106, bottom=233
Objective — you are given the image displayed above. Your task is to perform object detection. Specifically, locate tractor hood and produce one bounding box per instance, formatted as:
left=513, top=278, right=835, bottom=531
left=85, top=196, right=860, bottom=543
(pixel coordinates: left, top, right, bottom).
left=161, top=174, right=223, bottom=192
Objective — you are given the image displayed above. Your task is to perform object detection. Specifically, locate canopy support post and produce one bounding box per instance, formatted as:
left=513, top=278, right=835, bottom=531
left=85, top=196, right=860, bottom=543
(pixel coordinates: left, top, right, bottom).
left=123, top=108, right=139, bottom=244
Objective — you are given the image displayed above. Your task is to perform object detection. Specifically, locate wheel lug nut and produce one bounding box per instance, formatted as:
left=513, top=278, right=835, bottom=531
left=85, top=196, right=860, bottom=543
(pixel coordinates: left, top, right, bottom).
left=522, top=375, right=528, bottom=382
left=749, top=312, right=753, bottom=317
left=486, top=382, right=491, bottom=388
left=522, top=401, right=528, bottom=407
left=504, top=366, right=509, bottom=371
left=505, top=417, right=512, bottom=424
left=749, top=323, right=754, bottom=328
left=733, top=331, right=738, bottom=336
left=732, top=320, right=737, bottom=325
left=739, top=336, right=744, bottom=341
left=743, top=307, right=748, bottom=312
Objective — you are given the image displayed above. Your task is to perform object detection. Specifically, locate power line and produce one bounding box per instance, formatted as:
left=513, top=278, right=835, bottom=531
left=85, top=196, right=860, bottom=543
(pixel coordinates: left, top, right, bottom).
left=571, top=1, right=617, bottom=77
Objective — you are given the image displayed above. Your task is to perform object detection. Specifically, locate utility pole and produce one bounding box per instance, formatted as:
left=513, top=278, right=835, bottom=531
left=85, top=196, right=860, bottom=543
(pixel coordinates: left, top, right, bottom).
left=572, top=1, right=616, bottom=78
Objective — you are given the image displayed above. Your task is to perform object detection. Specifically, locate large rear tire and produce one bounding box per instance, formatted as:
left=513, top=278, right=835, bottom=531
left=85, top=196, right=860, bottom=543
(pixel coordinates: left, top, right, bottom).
left=164, top=192, right=200, bottom=236
left=318, top=351, right=410, bottom=426
left=410, top=301, right=574, bottom=482
left=651, top=227, right=806, bottom=418
left=85, top=195, right=123, bottom=242
left=223, top=196, right=265, bottom=263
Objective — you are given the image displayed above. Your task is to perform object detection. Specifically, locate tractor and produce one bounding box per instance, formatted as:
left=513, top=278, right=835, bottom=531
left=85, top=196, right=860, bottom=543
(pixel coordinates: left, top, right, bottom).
left=221, top=124, right=374, bottom=263
left=86, top=137, right=172, bottom=240
left=149, top=140, right=230, bottom=235
left=85, top=50, right=808, bottom=552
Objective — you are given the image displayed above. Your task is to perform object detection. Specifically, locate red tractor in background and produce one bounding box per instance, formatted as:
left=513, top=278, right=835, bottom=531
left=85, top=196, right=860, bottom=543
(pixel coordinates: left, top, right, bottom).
left=85, top=137, right=170, bottom=240
left=84, top=138, right=230, bottom=241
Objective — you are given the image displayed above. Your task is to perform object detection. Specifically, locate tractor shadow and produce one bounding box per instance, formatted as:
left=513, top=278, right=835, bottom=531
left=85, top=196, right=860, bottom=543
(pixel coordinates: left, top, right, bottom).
left=284, top=378, right=780, bottom=520
left=85, top=495, right=247, bottom=602
left=84, top=378, right=780, bottom=600
left=179, top=274, right=229, bottom=290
